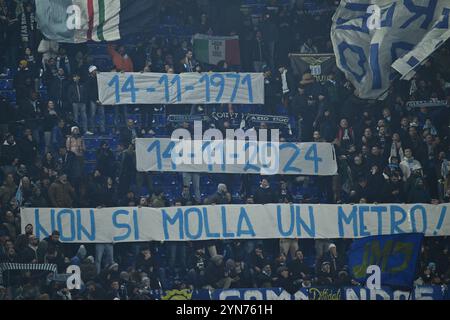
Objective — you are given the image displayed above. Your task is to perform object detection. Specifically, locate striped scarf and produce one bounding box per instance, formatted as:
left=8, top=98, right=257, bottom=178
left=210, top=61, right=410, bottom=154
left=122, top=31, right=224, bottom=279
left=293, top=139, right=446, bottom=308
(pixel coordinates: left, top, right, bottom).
left=20, top=10, right=35, bottom=43
left=0, top=263, right=57, bottom=284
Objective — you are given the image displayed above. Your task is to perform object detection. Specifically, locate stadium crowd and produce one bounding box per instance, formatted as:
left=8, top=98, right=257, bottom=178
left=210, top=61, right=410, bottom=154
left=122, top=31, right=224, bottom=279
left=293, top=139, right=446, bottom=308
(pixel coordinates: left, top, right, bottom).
left=0, top=0, right=449, bottom=300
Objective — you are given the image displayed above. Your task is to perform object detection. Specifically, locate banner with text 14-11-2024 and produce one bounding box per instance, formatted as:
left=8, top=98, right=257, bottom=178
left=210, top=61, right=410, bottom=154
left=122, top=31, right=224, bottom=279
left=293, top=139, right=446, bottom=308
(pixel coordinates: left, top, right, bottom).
left=136, top=138, right=338, bottom=176
left=22, top=204, right=449, bottom=243
left=97, top=72, right=264, bottom=105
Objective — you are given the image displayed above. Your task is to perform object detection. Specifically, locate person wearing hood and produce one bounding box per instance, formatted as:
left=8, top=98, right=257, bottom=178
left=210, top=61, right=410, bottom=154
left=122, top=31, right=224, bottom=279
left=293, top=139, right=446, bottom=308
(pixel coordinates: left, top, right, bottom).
left=254, top=178, right=277, bottom=204
left=407, top=177, right=432, bottom=203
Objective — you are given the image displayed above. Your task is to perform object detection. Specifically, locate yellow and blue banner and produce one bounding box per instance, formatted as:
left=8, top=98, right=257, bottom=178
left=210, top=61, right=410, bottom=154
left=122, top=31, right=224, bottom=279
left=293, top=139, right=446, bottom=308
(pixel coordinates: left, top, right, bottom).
left=348, top=233, right=424, bottom=288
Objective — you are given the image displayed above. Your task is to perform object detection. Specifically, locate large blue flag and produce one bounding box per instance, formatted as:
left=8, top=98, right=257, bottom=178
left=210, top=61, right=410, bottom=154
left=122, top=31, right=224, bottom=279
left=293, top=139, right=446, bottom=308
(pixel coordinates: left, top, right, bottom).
left=348, top=233, right=424, bottom=288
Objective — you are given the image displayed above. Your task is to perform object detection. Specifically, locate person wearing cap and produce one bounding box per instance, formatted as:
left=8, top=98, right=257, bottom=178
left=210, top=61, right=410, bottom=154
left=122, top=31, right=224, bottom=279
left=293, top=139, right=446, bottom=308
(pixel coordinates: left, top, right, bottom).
left=13, top=59, right=32, bottom=103
left=68, top=72, right=90, bottom=135
left=318, top=243, right=344, bottom=278
left=273, top=266, right=296, bottom=294
left=87, top=65, right=105, bottom=135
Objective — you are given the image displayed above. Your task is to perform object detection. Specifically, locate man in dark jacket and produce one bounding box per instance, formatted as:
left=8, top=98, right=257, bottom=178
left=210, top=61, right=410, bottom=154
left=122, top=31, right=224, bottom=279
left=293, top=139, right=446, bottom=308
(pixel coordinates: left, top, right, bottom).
left=68, top=73, right=90, bottom=134
left=18, top=91, right=43, bottom=131
left=96, top=141, right=115, bottom=178
left=318, top=244, right=345, bottom=278
left=13, top=60, right=32, bottom=104
left=87, top=66, right=105, bottom=134
left=204, top=255, right=233, bottom=289
left=382, top=173, right=405, bottom=203
left=18, top=128, right=38, bottom=167
left=1, top=133, right=19, bottom=168
left=288, top=250, right=311, bottom=281
left=208, top=183, right=231, bottom=205
left=135, top=247, right=161, bottom=289
left=48, top=68, right=69, bottom=114
left=254, top=179, right=277, bottom=204
left=120, top=119, right=141, bottom=148
left=48, top=174, right=75, bottom=208
left=19, top=234, right=39, bottom=263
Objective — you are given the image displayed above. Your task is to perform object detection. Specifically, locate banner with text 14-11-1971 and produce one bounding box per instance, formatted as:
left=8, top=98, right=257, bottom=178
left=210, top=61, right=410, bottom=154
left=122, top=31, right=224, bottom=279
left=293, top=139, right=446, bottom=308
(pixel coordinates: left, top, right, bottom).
left=97, top=72, right=264, bottom=105
left=21, top=203, right=449, bottom=243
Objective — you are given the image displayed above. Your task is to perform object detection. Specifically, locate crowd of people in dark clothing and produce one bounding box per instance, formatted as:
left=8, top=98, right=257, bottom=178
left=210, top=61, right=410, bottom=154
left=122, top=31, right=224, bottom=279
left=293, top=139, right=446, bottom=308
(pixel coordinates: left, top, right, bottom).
left=0, top=0, right=449, bottom=300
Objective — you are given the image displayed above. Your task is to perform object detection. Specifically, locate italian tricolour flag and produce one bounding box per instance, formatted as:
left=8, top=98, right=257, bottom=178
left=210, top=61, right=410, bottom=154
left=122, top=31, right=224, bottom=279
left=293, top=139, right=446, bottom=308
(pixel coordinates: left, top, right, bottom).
left=193, top=34, right=241, bottom=66
left=36, top=0, right=160, bottom=43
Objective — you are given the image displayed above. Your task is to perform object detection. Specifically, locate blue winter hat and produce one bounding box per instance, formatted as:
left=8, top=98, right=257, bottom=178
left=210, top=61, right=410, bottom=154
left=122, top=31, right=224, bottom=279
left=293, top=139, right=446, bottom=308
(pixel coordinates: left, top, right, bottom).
left=70, top=256, right=81, bottom=266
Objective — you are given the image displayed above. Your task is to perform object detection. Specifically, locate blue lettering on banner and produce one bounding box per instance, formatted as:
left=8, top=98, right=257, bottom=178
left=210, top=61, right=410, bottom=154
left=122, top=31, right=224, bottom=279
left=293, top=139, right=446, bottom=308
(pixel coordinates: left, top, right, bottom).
left=305, top=144, right=322, bottom=174
left=400, top=0, right=438, bottom=29
left=390, top=42, right=415, bottom=64
left=76, top=209, right=96, bottom=241
left=358, top=206, right=371, bottom=237
left=112, top=210, right=132, bottom=241
left=35, top=208, right=50, bottom=239
left=295, top=206, right=316, bottom=237
left=162, top=209, right=183, bottom=240
left=369, top=44, right=382, bottom=90
left=277, top=205, right=295, bottom=237
left=337, top=42, right=367, bottom=83
left=435, top=8, right=450, bottom=29
left=104, top=73, right=261, bottom=105
left=236, top=207, right=255, bottom=238
left=371, top=206, right=387, bottom=235
left=380, top=3, right=396, bottom=27
left=338, top=206, right=358, bottom=237
left=147, top=140, right=162, bottom=170
left=133, top=209, right=139, bottom=240
left=335, top=3, right=370, bottom=34
left=203, top=207, right=220, bottom=238
left=57, top=209, right=76, bottom=242
left=184, top=208, right=203, bottom=240
left=390, top=205, right=407, bottom=234
left=280, top=143, right=302, bottom=174
left=433, top=206, right=447, bottom=235
left=221, top=206, right=235, bottom=238
left=410, top=205, right=427, bottom=233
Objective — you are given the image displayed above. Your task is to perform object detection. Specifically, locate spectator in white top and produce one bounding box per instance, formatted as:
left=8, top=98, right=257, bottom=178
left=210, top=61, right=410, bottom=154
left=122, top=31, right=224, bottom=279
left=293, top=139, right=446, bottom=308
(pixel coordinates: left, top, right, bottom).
left=400, top=148, right=423, bottom=181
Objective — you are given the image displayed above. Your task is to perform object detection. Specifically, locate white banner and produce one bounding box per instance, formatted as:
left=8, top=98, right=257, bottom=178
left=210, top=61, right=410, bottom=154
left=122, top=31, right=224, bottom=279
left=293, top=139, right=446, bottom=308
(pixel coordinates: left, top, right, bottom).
left=135, top=138, right=338, bottom=176
left=331, top=0, right=450, bottom=100
left=97, top=72, right=264, bottom=105
left=22, top=204, right=449, bottom=243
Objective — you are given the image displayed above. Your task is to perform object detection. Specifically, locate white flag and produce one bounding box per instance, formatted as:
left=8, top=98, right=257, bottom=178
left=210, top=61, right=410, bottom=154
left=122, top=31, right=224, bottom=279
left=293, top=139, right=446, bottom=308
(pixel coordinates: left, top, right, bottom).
left=331, top=0, right=450, bottom=100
